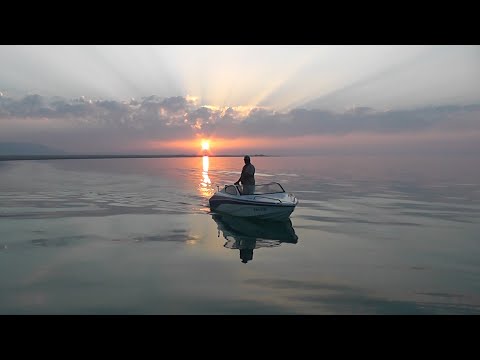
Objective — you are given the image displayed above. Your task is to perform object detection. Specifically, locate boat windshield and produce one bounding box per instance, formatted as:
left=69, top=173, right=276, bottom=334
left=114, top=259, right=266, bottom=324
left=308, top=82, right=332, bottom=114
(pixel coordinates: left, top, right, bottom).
left=252, top=182, right=285, bottom=195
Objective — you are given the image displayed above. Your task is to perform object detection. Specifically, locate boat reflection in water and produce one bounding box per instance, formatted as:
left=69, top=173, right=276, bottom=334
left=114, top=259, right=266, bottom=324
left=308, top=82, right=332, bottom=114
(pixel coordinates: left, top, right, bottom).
left=211, top=213, right=298, bottom=264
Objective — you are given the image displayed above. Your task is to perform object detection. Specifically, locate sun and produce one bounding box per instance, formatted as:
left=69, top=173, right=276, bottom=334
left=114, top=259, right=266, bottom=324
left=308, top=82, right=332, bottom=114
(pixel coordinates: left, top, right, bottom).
left=201, top=140, right=210, bottom=151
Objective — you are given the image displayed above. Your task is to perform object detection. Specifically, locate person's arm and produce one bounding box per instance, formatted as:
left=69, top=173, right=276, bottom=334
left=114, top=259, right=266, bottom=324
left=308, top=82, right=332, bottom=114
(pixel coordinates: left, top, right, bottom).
left=234, top=167, right=244, bottom=185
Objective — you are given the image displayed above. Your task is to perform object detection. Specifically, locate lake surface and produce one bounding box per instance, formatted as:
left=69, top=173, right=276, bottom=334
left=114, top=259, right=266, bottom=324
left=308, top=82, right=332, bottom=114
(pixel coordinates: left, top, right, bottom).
left=1, top=155, right=479, bottom=314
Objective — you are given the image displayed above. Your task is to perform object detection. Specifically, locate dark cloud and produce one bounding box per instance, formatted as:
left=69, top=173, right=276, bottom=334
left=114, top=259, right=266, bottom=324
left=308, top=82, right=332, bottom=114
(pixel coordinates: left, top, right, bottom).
left=159, top=96, right=190, bottom=112
left=1, top=94, right=479, bottom=152
left=1, top=94, right=53, bottom=117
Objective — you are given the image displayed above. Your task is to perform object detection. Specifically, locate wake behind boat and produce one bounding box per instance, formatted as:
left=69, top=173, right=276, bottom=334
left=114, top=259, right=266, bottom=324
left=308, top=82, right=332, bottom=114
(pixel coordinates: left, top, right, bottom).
left=209, top=182, right=298, bottom=221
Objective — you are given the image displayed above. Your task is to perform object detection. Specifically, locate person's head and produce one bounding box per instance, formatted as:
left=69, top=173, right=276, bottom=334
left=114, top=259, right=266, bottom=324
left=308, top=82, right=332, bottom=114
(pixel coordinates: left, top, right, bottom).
left=243, top=155, right=250, bottom=164
left=240, top=248, right=253, bottom=263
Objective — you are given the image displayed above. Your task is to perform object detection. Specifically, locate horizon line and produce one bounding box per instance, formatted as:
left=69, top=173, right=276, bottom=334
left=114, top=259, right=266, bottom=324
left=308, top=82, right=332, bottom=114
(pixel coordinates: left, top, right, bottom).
left=0, top=154, right=271, bottom=161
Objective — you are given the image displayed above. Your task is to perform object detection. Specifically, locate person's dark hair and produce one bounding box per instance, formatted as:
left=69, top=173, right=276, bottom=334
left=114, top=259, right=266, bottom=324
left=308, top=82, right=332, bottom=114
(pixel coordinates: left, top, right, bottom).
left=244, top=155, right=250, bottom=163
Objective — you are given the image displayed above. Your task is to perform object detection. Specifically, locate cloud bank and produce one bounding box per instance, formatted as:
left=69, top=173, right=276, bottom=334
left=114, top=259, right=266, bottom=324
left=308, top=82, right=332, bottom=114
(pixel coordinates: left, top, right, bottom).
left=1, top=94, right=479, bottom=154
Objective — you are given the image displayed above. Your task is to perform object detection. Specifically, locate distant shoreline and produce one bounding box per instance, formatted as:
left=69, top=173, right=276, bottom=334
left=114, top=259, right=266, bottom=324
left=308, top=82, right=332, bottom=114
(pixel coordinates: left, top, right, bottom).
left=0, top=154, right=269, bottom=161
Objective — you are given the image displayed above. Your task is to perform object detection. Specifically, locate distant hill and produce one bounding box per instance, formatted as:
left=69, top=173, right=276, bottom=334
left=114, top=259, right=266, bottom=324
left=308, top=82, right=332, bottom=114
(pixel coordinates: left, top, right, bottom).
left=0, top=142, right=67, bottom=155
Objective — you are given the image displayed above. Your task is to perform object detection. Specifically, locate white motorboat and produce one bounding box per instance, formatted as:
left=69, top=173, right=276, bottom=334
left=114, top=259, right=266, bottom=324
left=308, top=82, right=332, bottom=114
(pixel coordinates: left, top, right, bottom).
left=208, top=182, right=298, bottom=221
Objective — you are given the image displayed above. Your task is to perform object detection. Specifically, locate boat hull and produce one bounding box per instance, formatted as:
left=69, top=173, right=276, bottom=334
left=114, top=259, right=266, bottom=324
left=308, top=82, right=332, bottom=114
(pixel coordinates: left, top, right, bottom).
left=209, top=195, right=296, bottom=221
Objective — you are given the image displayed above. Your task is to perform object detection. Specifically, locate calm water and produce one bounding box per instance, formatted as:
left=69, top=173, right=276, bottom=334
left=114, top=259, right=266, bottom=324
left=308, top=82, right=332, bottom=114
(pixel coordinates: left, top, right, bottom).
left=1, top=155, right=480, bottom=314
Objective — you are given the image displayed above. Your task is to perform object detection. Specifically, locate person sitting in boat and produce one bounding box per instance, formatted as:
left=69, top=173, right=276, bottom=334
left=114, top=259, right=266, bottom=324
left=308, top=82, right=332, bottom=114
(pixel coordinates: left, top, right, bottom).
left=234, top=155, right=255, bottom=195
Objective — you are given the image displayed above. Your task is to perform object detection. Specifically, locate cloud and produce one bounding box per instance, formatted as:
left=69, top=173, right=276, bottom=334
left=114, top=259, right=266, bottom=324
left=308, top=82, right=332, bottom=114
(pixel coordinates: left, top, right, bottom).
left=233, top=105, right=480, bottom=138
left=1, top=94, right=479, bottom=153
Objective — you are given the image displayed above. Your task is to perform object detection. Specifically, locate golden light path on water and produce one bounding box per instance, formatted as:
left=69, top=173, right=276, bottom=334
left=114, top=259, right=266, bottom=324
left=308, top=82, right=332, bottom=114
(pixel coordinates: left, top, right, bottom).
left=199, top=155, right=213, bottom=198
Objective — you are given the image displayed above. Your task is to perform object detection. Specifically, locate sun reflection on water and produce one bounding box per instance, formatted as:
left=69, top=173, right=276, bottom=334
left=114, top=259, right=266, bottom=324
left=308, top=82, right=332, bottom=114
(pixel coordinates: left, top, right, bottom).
left=199, top=156, right=214, bottom=198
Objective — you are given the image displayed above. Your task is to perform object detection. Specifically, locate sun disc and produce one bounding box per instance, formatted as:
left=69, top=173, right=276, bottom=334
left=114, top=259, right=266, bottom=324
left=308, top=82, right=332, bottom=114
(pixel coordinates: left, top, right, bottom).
left=201, top=140, right=210, bottom=151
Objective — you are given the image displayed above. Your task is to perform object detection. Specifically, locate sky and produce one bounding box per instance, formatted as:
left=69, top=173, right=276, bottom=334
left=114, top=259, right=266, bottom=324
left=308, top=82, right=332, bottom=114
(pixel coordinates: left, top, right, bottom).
left=0, top=45, right=479, bottom=155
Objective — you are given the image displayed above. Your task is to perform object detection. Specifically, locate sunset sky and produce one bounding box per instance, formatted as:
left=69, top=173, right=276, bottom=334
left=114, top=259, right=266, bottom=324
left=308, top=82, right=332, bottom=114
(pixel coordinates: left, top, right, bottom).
left=0, top=45, right=479, bottom=155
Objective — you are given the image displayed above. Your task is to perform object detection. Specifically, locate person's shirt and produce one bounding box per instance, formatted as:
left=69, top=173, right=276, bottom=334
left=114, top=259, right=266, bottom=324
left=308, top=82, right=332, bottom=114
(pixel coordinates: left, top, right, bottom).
left=241, top=163, right=255, bottom=185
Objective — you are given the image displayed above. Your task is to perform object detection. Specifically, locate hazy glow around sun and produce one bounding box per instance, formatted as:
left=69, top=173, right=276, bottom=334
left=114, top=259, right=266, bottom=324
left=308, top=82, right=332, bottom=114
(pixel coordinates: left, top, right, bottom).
left=201, top=140, right=210, bottom=151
